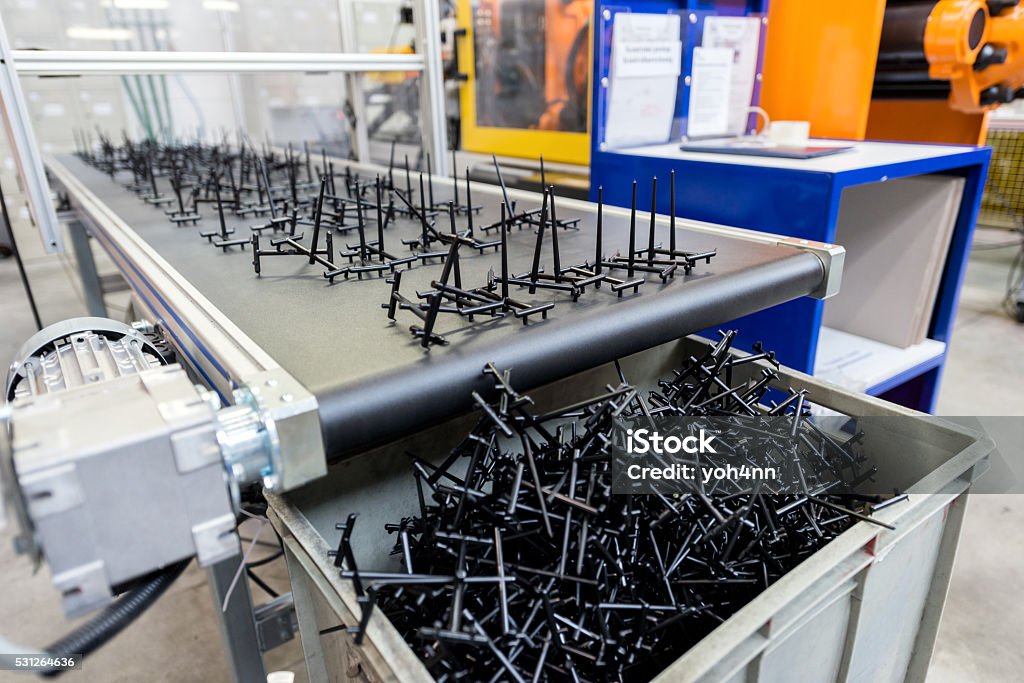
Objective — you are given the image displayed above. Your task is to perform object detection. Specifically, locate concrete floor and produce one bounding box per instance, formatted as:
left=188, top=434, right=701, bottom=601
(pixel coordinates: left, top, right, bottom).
left=926, top=230, right=1024, bottom=683
left=0, top=218, right=1021, bottom=682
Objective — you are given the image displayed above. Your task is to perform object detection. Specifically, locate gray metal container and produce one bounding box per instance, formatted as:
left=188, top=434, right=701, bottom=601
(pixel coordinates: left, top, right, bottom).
left=266, top=336, right=993, bottom=683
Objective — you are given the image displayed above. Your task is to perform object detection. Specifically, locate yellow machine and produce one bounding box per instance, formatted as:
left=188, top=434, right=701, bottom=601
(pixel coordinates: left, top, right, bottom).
left=455, top=0, right=1024, bottom=161
left=761, top=0, right=1024, bottom=144
left=456, top=0, right=592, bottom=165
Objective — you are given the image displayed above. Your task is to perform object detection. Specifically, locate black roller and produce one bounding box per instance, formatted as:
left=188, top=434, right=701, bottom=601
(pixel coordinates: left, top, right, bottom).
left=316, top=254, right=824, bottom=463
left=874, top=1, right=988, bottom=100
left=877, top=2, right=933, bottom=65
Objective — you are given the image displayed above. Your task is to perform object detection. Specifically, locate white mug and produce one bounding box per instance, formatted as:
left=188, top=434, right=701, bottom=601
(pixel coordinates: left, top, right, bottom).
left=768, top=120, right=811, bottom=147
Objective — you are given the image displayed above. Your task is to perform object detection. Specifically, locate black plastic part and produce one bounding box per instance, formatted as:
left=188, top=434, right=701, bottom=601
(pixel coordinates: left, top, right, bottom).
left=975, top=43, right=1009, bottom=70
left=980, top=83, right=1016, bottom=105
left=143, top=328, right=177, bottom=365
left=988, top=0, right=1020, bottom=17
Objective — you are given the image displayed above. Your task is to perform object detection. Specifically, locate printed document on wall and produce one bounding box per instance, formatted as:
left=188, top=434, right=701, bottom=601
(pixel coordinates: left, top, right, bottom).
left=702, top=16, right=762, bottom=136
left=604, top=13, right=682, bottom=149
left=686, top=47, right=733, bottom=138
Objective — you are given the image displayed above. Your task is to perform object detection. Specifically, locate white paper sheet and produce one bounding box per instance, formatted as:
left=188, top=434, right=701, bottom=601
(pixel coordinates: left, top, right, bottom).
left=686, top=46, right=733, bottom=138
left=814, top=327, right=946, bottom=393
left=702, top=16, right=762, bottom=136
left=613, top=40, right=683, bottom=78
left=604, top=13, right=682, bottom=149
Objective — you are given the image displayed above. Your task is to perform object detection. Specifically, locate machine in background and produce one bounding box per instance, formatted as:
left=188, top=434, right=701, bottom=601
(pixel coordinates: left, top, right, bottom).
left=761, top=0, right=1024, bottom=144
left=456, top=0, right=1024, bottom=170
left=456, top=0, right=593, bottom=164
left=762, top=1, right=1024, bottom=325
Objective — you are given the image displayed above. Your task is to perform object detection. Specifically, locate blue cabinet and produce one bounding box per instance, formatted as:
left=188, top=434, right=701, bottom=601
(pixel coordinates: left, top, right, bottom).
left=589, top=141, right=991, bottom=412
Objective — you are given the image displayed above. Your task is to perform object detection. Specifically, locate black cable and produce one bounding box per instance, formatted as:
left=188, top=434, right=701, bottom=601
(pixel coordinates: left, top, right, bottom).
left=971, top=235, right=1023, bottom=250
left=238, top=536, right=280, bottom=550
left=977, top=181, right=1024, bottom=321
left=1002, top=244, right=1024, bottom=320
left=40, top=559, right=190, bottom=678
left=246, top=568, right=279, bottom=598
left=246, top=549, right=284, bottom=568
left=0, top=176, right=43, bottom=330
left=319, top=623, right=347, bottom=636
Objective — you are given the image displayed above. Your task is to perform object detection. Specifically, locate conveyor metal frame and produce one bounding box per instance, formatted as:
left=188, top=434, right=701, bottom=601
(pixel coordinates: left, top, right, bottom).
left=8, top=51, right=426, bottom=74
left=0, top=0, right=449, bottom=261
left=37, top=152, right=841, bottom=682
left=0, top=14, right=62, bottom=252
left=45, top=153, right=843, bottom=476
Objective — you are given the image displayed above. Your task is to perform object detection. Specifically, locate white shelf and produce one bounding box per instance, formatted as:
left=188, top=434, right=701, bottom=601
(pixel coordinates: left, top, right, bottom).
left=813, top=326, right=946, bottom=393
left=607, top=139, right=976, bottom=173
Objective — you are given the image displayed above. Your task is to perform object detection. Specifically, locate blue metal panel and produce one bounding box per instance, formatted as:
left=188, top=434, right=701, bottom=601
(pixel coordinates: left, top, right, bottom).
left=877, top=367, right=942, bottom=414
left=591, top=0, right=769, bottom=156
left=590, top=144, right=991, bottom=411
left=589, top=154, right=835, bottom=370
left=591, top=154, right=835, bottom=239
left=927, top=153, right=991, bottom=343
left=829, top=149, right=990, bottom=187
left=866, top=354, right=947, bottom=398
left=587, top=0, right=991, bottom=412
left=712, top=300, right=824, bottom=371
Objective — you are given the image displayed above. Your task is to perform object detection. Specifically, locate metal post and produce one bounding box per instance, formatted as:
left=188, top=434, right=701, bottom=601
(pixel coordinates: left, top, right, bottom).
left=413, top=0, right=450, bottom=177
left=0, top=176, right=41, bottom=330
left=207, top=556, right=267, bottom=682
left=282, top=544, right=331, bottom=683
left=337, top=0, right=372, bottom=165
left=66, top=218, right=108, bottom=318
left=212, top=9, right=247, bottom=133
left=11, top=51, right=425, bottom=73
left=0, top=15, right=63, bottom=253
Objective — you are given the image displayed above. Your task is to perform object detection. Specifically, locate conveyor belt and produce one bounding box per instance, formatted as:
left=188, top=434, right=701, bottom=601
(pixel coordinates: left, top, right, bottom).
left=48, top=154, right=838, bottom=462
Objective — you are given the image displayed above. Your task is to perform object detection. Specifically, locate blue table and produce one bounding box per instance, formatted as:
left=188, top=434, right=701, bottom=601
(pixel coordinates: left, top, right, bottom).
left=589, top=140, right=991, bottom=412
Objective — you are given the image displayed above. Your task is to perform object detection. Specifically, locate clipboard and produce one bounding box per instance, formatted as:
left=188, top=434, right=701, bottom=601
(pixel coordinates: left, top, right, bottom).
left=679, top=141, right=854, bottom=159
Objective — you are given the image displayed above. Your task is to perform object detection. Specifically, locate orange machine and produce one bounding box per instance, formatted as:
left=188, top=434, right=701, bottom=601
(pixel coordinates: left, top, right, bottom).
left=760, top=0, right=1024, bottom=144
left=457, top=0, right=592, bottom=164
left=539, top=0, right=593, bottom=132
